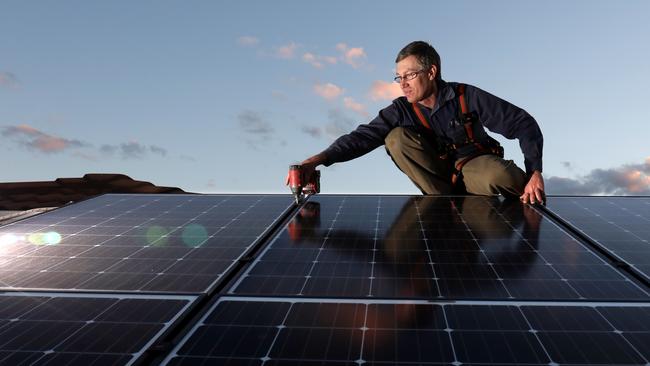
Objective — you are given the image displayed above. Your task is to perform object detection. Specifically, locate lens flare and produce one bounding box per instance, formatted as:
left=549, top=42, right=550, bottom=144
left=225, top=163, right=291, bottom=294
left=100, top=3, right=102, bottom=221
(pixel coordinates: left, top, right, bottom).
left=27, top=233, right=46, bottom=245
left=182, top=223, right=208, bottom=247
left=0, top=233, right=20, bottom=246
left=146, top=225, right=168, bottom=246
left=44, top=231, right=62, bottom=245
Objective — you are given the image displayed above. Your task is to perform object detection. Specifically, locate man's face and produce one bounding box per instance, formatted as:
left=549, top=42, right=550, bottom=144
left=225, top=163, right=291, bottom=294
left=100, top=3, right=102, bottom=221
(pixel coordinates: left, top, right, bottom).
left=395, top=55, right=436, bottom=103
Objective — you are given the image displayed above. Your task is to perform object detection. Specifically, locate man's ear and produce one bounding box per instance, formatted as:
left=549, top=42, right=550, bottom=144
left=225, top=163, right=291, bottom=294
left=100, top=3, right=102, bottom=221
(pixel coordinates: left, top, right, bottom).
left=429, top=65, right=437, bottom=80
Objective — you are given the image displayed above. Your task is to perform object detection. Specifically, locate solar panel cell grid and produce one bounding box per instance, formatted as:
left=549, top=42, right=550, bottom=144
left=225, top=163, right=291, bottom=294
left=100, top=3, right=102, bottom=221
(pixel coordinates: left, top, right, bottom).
left=165, top=298, right=650, bottom=365
left=0, top=293, right=194, bottom=366
left=230, top=196, right=649, bottom=300
left=3, top=193, right=650, bottom=365
left=546, top=197, right=650, bottom=282
left=0, top=194, right=293, bottom=293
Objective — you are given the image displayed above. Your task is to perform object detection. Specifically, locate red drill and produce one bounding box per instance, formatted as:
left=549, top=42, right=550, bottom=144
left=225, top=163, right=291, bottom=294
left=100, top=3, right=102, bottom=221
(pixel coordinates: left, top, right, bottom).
left=286, top=164, right=320, bottom=204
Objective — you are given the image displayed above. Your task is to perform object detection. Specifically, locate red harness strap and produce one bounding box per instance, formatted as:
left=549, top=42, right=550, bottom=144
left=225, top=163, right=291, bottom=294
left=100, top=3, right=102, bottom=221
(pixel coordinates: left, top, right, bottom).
left=411, top=102, right=431, bottom=130
left=452, top=84, right=493, bottom=185
left=411, top=84, right=502, bottom=186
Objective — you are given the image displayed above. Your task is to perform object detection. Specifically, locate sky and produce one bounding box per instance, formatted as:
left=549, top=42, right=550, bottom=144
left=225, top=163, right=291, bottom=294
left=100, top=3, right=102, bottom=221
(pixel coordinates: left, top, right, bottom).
left=1, top=0, right=649, bottom=195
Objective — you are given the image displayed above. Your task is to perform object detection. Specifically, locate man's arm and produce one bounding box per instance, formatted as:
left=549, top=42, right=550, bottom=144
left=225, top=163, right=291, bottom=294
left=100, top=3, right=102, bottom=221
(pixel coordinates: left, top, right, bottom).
left=292, top=103, right=403, bottom=183
left=465, top=85, right=543, bottom=173
left=465, top=85, right=545, bottom=203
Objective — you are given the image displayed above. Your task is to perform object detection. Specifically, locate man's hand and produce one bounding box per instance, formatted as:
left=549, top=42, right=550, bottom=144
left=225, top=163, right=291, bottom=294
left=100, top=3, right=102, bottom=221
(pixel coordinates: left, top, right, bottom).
left=520, top=170, right=545, bottom=205
left=286, top=152, right=328, bottom=187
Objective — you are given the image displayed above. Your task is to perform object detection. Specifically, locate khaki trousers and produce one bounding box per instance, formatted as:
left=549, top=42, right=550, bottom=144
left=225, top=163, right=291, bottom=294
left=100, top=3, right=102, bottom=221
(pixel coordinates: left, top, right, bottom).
left=385, top=127, right=526, bottom=197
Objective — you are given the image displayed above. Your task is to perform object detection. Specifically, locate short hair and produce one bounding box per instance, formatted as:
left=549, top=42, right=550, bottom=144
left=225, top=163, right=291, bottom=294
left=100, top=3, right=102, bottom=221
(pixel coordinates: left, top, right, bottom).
left=395, top=41, right=441, bottom=81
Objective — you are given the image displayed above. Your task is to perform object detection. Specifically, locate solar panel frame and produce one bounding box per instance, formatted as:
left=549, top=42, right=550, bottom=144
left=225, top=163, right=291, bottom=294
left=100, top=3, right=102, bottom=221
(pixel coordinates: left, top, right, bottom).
left=0, top=194, right=295, bottom=294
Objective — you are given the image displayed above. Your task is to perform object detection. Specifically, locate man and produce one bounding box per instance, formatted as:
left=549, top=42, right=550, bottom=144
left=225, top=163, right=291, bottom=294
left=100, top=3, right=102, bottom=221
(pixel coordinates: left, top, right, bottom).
left=295, top=41, right=545, bottom=204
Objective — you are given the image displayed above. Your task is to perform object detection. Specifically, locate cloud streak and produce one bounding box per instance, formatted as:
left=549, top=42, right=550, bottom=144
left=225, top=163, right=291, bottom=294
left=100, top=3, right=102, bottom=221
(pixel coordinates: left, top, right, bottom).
left=238, top=110, right=274, bottom=135
left=302, top=52, right=337, bottom=69
left=237, top=109, right=277, bottom=150
left=1, top=124, right=179, bottom=160
left=237, top=35, right=259, bottom=47
left=301, top=125, right=322, bottom=138
left=99, top=142, right=168, bottom=159
left=547, top=157, right=650, bottom=195
left=299, top=109, right=357, bottom=142
left=1, top=124, right=87, bottom=153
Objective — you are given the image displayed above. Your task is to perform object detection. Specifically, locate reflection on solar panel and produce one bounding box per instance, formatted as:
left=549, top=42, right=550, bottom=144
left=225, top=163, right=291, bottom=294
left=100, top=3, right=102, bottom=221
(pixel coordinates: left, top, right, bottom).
left=546, top=197, right=650, bottom=282
left=0, top=194, right=293, bottom=293
left=230, top=196, right=649, bottom=300
left=0, top=292, right=194, bottom=365
left=163, top=297, right=650, bottom=365
left=3, top=193, right=650, bottom=365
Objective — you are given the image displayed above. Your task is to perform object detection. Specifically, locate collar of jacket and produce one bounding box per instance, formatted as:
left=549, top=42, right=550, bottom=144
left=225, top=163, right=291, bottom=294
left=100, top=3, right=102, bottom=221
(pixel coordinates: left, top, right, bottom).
left=419, top=80, right=456, bottom=114
left=436, top=79, right=456, bottom=108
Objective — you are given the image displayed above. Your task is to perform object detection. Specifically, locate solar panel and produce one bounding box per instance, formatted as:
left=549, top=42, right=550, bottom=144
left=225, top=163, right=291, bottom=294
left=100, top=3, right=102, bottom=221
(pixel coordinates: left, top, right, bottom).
left=4, top=193, right=650, bottom=365
left=162, top=296, right=650, bottom=365
left=0, top=194, right=293, bottom=293
left=545, top=197, right=650, bottom=282
left=229, top=195, right=649, bottom=300
left=0, top=292, right=195, bottom=365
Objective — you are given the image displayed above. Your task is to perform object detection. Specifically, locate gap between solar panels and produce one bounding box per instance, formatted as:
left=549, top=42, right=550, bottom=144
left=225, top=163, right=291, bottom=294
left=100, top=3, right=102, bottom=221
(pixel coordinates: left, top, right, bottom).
left=136, top=195, right=306, bottom=364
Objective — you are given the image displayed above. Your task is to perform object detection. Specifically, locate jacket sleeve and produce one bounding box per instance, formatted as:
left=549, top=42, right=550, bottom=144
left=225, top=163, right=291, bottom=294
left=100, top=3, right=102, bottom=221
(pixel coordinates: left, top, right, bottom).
left=465, top=84, right=544, bottom=174
left=322, top=102, right=402, bottom=166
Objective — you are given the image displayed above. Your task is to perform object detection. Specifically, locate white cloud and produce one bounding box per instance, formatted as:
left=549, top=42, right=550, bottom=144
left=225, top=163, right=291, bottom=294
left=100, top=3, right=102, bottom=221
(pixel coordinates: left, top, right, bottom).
left=302, top=52, right=338, bottom=69
left=369, top=80, right=403, bottom=101
left=276, top=42, right=298, bottom=59
left=313, top=82, right=344, bottom=100
left=336, top=43, right=367, bottom=68
left=343, top=97, right=368, bottom=117
left=302, top=53, right=323, bottom=68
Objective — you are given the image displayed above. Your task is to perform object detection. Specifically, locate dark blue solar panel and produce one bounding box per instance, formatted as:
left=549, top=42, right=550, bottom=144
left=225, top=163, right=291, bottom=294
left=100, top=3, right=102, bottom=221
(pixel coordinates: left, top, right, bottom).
left=546, top=197, right=650, bottom=282
left=229, top=196, right=649, bottom=300
left=163, top=297, right=650, bottom=365
left=0, top=293, right=194, bottom=365
left=0, top=194, right=293, bottom=293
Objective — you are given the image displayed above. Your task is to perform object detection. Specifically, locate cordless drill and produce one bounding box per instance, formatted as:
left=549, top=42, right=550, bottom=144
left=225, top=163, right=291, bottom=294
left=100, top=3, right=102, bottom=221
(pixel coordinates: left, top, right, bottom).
left=287, top=164, right=320, bottom=204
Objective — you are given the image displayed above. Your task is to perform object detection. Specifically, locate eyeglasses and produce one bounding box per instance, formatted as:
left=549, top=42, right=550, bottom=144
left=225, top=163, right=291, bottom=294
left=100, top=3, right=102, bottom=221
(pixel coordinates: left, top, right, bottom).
left=393, top=69, right=427, bottom=83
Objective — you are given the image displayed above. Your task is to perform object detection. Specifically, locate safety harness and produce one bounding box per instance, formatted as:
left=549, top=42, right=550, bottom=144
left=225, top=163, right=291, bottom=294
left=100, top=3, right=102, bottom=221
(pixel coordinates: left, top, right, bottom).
left=412, top=83, right=504, bottom=186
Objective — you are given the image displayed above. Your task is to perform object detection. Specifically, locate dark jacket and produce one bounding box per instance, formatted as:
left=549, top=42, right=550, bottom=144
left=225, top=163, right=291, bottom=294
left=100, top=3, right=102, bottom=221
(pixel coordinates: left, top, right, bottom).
left=322, top=80, right=543, bottom=174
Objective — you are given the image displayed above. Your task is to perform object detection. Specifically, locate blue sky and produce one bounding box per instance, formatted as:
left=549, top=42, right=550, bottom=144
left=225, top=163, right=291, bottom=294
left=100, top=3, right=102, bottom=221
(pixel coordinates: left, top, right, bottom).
left=1, top=1, right=649, bottom=194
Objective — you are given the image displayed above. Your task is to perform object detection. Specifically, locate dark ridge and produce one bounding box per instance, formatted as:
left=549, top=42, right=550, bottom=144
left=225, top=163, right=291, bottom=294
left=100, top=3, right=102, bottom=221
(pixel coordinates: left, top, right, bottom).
left=0, top=173, right=189, bottom=210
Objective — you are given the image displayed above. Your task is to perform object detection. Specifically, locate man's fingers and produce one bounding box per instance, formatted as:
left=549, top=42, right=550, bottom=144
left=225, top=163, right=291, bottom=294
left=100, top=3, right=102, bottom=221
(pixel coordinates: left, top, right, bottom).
left=520, top=191, right=542, bottom=205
